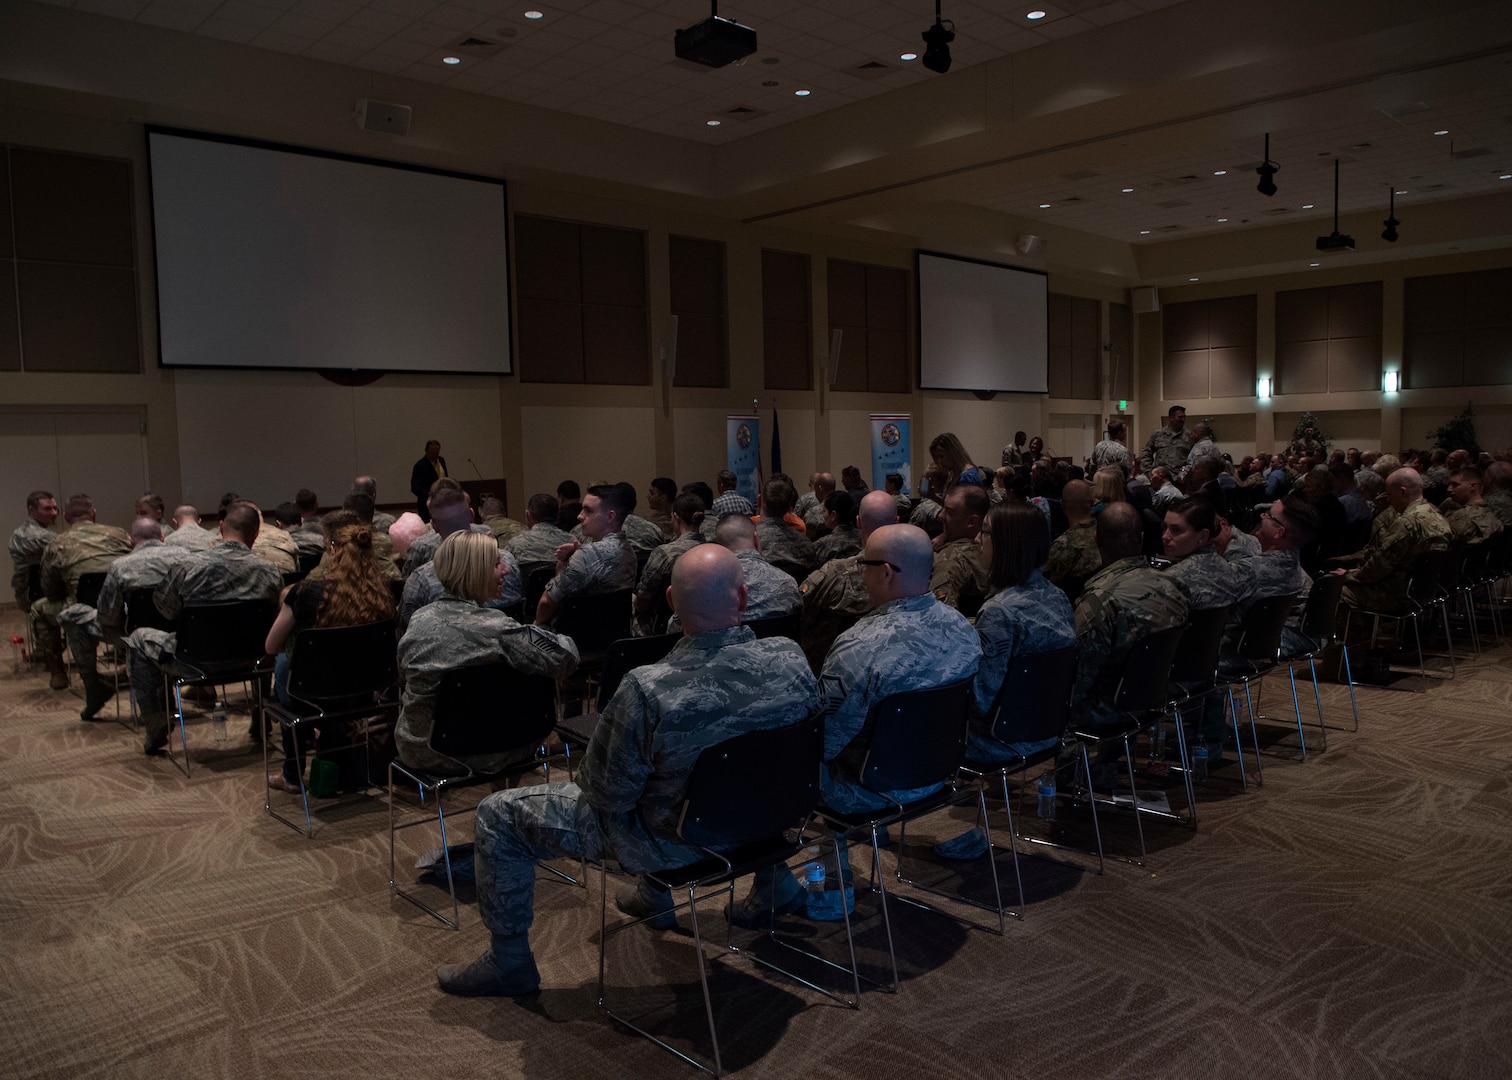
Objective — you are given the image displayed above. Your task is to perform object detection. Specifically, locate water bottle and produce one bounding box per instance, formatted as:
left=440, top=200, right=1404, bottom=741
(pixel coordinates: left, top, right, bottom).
left=803, top=861, right=825, bottom=894
left=211, top=699, right=228, bottom=743
left=1192, top=741, right=1209, bottom=781
left=1037, top=773, right=1057, bottom=821
left=804, top=854, right=855, bottom=921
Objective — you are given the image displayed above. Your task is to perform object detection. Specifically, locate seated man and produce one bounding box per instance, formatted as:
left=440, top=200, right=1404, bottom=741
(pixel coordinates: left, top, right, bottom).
left=712, top=514, right=800, bottom=623
left=735, top=523, right=980, bottom=922
left=710, top=469, right=754, bottom=519
left=909, top=465, right=947, bottom=537
left=352, top=475, right=396, bottom=533
left=479, top=495, right=525, bottom=548
left=10, top=489, right=57, bottom=609
left=216, top=505, right=297, bottom=574
left=641, top=477, right=677, bottom=540
left=403, top=484, right=492, bottom=578
left=123, top=501, right=284, bottom=754
left=929, top=482, right=991, bottom=612
left=164, top=504, right=214, bottom=549
left=436, top=545, right=818, bottom=996
left=754, top=478, right=816, bottom=574
left=1043, top=479, right=1100, bottom=593
left=1444, top=467, right=1503, bottom=545
left=1148, top=466, right=1183, bottom=510
left=813, top=491, right=862, bottom=565
left=306, top=494, right=402, bottom=581
left=799, top=472, right=837, bottom=536
left=632, top=493, right=705, bottom=637
left=574, top=482, right=665, bottom=558
left=31, top=495, right=132, bottom=690
left=799, top=491, right=898, bottom=672
left=1341, top=468, right=1451, bottom=614
left=505, top=493, right=573, bottom=566
left=533, top=483, right=638, bottom=626
left=288, top=489, right=326, bottom=561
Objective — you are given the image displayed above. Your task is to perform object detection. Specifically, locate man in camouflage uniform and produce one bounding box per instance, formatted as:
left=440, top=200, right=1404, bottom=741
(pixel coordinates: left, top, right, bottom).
left=642, top=477, right=677, bottom=540
left=435, top=544, right=818, bottom=996
left=60, top=517, right=191, bottom=720
left=479, top=495, right=525, bottom=548
left=506, top=493, right=574, bottom=565
left=909, top=464, right=947, bottom=538
left=1072, top=503, right=1189, bottom=730
left=1444, top=467, right=1503, bottom=545
left=1138, top=405, right=1193, bottom=476
left=1341, top=469, right=1452, bottom=615
left=573, top=483, right=665, bottom=558
left=165, top=505, right=214, bottom=550
left=812, top=491, right=862, bottom=565
left=1185, top=422, right=1222, bottom=474
left=1482, top=462, right=1512, bottom=530
left=1149, top=466, right=1184, bottom=510
left=1044, top=480, right=1101, bottom=593
left=930, top=483, right=990, bottom=612
left=799, top=491, right=898, bottom=672
left=754, top=479, right=816, bottom=574
left=533, top=483, right=638, bottom=626
left=216, top=508, right=298, bottom=574
left=797, top=472, right=837, bottom=535
left=10, top=489, right=58, bottom=609
left=31, top=495, right=132, bottom=690
left=123, top=501, right=283, bottom=754
left=402, top=488, right=493, bottom=579
left=1090, top=421, right=1133, bottom=476
left=352, top=476, right=396, bottom=533
left=288, top=489, right=327, bottom=562
left=716, top=515, right=800, bottom=622
left=734, top=523, right=980, bottom=924
left=1001, top=430, right=1028, bottom=467
left=632, top=493, right=705, bottom=636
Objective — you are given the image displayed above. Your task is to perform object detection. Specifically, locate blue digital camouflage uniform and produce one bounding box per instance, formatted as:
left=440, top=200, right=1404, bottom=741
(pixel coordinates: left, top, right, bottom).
left=909, top=499, right=943, bottom=536
left=467, top=626, right=817, bottom=943
left=29, top=521, right=132, bottom=665
left=213, top=522, right=298, bottom=574
left=1162, top=548, right=1243, bottom=611
left=735, top=548, right=801, bottom=619
left=398, top=550, right=523, bottom=632
left=1090, top=439, right=1133, bottom=475
left=402, top=523, right=494, bottom=579
left=966, top=569, right=1077, bottom=763
left=1227, top=547, right=1310, bottom=652
left=164, top=523, right=214, bottom=550
left=1072, top=555, right=1189, bottom=728
left=633, top=532, right=703, bottom=636
left=9, top=518, right=54, bottom=608
left=505, top=521, right=574, bottom=565
left=372, top=510, right=397, bottom=533
left=821, top=592, right=981, bottom=812
left=394, top=595, right=579, bottom=775
left=543, top=531, right=637, bottom=605
left=1342, top=498, right=1451, bottom=613
left=755, top=517, right=816, bottom=573
left=1222, top=527, right=1262, bottom=562
left=289, top=521, right=327, bottom=561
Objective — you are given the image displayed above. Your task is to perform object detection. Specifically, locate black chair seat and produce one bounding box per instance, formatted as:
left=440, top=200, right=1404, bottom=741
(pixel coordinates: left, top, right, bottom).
left=817, top=783, right=960, bottom=832
left=75, top=572, right=107, bottom=610
left=646, top=834, right=809, bottom=892
left=556, top=710, right=598, bottom=746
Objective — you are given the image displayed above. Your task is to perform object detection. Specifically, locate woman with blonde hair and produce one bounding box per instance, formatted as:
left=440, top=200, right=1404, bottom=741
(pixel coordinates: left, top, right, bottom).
left=395, top=530, right=578, bottom=776
left=1092, top=466, right=1127, bottom=506
left=265, top=510, right=396, bottom=793
left=929, top=431, right=986, bottom=488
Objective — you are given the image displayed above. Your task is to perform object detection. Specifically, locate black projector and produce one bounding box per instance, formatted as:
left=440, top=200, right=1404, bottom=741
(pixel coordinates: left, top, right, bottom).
left=674, top=16, right=757, bottom=68
left=1315, top=231, right=1356, bottom=253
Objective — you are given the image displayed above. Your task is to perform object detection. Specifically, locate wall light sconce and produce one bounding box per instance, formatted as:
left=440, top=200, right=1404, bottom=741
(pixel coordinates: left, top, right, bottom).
left=1256, top=377, right=1271, bottom=400
left=1383, top=371, right=1399, bottom=393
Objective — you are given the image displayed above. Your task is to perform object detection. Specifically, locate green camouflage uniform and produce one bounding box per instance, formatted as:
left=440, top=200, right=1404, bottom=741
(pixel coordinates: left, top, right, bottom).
left=10, top=519, right=55, bottom=608
left=799, top=555, right=869, bottom=672
left=306, top=527, right=402, bottom=582
left=398, top=552, right=522, bottom=632
left=30, top=522, right=132, bottom=664
left=1139, top=425, right=1194, bottom=475
left=505, top=522, right=573, bottom=565
left=483, top=514, right=526, bottom=548
left=214, top=522, right=298, bottom=574
left=1446, top=502, right=1503, bottom=545
left=909, top=499, right=943, bottom=537
left=59, top=540, right=193, bottom=675
left=1342, top=499, right=1451, bottom=614
left=1043, top=520, right=1102, bottom=590
left=468, top=626, right=816, bottom=945
left=1072, top=555, right=1189, bottom=728
left=813, top=525, right=861, bottom=566
left=755, top=517, right=816, bottom=574
left=632, top=532, right=702, bottom=636
left=1483, top=489, right=1512, bottom=530
left=930, top=536, right=990, bottom=612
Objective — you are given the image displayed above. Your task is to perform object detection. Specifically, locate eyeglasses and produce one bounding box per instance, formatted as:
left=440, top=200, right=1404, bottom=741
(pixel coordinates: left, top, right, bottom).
left=857, top=557, right=902, bottom=573
left=1260, top=509, right=1285, bottom=529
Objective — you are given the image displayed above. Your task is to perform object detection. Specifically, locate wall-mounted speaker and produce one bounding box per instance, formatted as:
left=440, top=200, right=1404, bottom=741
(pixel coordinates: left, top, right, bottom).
left=355, top=99, right=411, bottom=136
left=1015, top=233, right=1045, bottom=257
left=1131, top=286, right=1159, bottom=314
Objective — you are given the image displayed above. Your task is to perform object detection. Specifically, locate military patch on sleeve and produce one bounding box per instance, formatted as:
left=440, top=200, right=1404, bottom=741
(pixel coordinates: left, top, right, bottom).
left=819, top=672, right=846, bottom=708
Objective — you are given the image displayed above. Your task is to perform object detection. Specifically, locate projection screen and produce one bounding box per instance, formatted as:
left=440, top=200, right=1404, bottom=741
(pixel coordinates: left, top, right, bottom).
left=917, top=251, right=1047, bottom=393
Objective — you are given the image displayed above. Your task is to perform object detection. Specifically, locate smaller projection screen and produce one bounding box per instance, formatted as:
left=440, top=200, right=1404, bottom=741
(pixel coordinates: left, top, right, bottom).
left=917, top=251, right=1047, bottom=393
left=148, top=128, right=511, bottom=374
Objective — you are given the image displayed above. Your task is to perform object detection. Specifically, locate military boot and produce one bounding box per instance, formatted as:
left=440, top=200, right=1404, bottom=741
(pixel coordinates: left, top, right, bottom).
left=437, top=933, right=540, bottom=997
left=79, top=671, right=115, bottom=721
left=46, top=658, right=69, bottom=691
left=142, top=710, right=170, bottom=755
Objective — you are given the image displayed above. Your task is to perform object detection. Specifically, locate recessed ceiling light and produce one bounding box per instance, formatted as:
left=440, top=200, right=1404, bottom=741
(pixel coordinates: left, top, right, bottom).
left=1301, top=203, right=1314, bottom=209
left=900, top=52, right=918, bottom=60
left=706, top=120, right=721, bottom=126
left=1026, top=10, right=1047, bottom=19
left=1501, top=174, right=1512, bottom=180
left=1121, top=187, right=1134, bottom=193
left=1309, top=262, right=1320, bottom=267
left=524, top=9, right=543, bottom=18
left=1038, top=203, right=1051, bottom=208
left=1213, top=170, right=1227, bottom=176
left=794, top=89, right=811, bottom=97
left=1434, top=129, right=1449, bottom=136
left=1188, top=277, right=1199, bottom=282
left=1395, top=189, right=1408, bottom=194
left=1139, top=229, right=1151, bottom=234
left=442, top=55, right=461, bottom=64
left=1216, top=217, right=1228, bottom=222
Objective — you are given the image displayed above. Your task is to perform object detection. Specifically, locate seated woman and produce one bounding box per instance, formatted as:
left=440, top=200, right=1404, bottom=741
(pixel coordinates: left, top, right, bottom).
left=812, top=491, right=862, bottom=565
left=395, top=530, right=579, bottom=776
left=266, top=511, right=397, bottom=794
left=930, top=431, right=988, bottom=489
left=1092, top=466, right=1127, bottom=507
left=936, top=501, right=1077, bottom=859
left=1159, top=497, right=1242, bottom=612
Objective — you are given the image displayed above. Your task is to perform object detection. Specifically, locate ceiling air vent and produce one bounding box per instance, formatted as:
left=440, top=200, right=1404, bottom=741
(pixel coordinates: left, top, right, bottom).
left=1453, top=147, right=1493, bottom=159
left=449, top=34, right=508, bottom=58
left=849, top=60, right=895, bottom=79
left=724, top=105, right=767, bottom=120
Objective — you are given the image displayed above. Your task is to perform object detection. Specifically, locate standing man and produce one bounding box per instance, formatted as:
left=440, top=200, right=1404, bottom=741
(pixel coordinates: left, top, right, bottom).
left=410, top=440, right=447, bottom=522
left=31, top=495, right=131, bottom=690
left=10, top=490, right=58, bottom=609
left=930, top=484, right=990, bottom=612
left=1090, top=421, right=1132, bottom=475
left=533, top=484, right=638, bottom=626
left=1139, top=405, right=1193, bottom=476
left=1001, top=431, right=1028, bottom=467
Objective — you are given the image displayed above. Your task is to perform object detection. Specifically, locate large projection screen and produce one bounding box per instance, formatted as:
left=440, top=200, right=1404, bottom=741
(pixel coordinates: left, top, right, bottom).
left=917, top=251, right=1047, bottom=393
left=148, top=129, right=511, bottom=374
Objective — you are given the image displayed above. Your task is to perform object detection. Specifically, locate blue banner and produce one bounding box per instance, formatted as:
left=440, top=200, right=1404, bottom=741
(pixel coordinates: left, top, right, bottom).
left=727, top=414, right=761, bottom=505
left=871, top=414, right=911, bottom=495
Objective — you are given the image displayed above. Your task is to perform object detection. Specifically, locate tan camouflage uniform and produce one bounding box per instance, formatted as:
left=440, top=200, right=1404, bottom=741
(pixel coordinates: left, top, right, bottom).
left=1342, top=499, right=1451, bottom=614
left=813, top=524, right=862, bottom=566
left=30, top=521, right=132, bottom=665
left=799, top=555, right=869, bottom=672
left=1446, top=502, right=1503, bottom=545
left=483, top=514, right=526, bottom=547
left=1043, top=521, right=1101, bottom=590
left=930, top=536, right=990, bottom=612
left=1072, top=555, right=1189, bottom=728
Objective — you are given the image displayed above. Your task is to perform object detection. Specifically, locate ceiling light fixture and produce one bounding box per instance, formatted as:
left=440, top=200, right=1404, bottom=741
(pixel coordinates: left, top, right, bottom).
left=1139, top=229, right=1151, bottom=234
left=1039, top=203, right=1051, bottom=208
left=1122, top=187, right=1134, bottom=192
left=1301, top=203, right=1314, bottom=209
left=1309, top=262, right=1320, bottom=267
left=1434, top=129, right=1449, bottom=136
left=1216, top=217, right=1228, bottom=222
left=706, top=119, right=721, bottom=126
left=794, top=88, right=810, bottom=96
left=442, top=55, right=461, bottom=64
left=1316, top=159, right=1355, bottom=252
left=1381, top=186, right=1400, bottom=243
left=1501, top=174, right=1512, bottom=180
left=900, top=52, right=918, bottom=60
left=524, top=9, right=543, bottom=18
left=1255, top=132, right=1279, bottom=197
left=1189, top=277, right=1199, bottom=282
left=1026, top=9, right=1046, bottom=18
left=1213, top=170, right=1227, bottom=176
left=921, top=0, right=955, bottom=74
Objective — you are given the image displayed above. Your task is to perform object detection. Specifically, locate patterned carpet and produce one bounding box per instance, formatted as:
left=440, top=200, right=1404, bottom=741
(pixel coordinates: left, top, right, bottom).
left=2, top=604, right=1510, bottom=1080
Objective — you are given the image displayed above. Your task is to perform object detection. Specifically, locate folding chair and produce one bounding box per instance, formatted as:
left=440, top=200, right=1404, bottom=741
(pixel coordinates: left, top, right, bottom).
left=1156, top=605, right=1243, bottom=816
left=599, top=717, right=828, bottom=1077
left=1278, top=573, right=1358, bottom=740
left=1341, top=549, right=1455, bottom=690
left=1224, top=594, right=1308, bottom=757
left=743, top=609, right=802, bottom=641
left=263, top=621, right=399, bottom=837
left=388, top=665, right=559, bottom=929
left=555, top=633, right=680, bottom=778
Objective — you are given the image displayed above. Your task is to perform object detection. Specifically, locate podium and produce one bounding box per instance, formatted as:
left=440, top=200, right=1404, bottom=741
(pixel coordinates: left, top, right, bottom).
left=461, top=478, right=509, bottom=518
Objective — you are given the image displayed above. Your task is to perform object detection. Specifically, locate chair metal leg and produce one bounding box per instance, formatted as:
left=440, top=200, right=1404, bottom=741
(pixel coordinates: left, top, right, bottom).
left=869, top=824, right=900, bottom=994
left=164, top=677, right=191, bottom=778
left=1120, top=736, right=1147, bottom=864
left=685, top=885, right=724, bottom=1077
left=264, top=718, right=315, bottom=837
left=1305, top=659, right=1328, bottom=750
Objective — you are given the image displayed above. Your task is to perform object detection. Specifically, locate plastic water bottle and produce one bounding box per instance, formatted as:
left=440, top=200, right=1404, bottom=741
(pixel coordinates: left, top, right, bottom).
left=803, top=861, right=825, bottom=894
left=211, top=699, right=228, bottom=743
left=1192, top=741, right=1209, bottom=781
left=804, top=854, right=855, bottom=921
left=1037, top=773, right=1057, bottom=821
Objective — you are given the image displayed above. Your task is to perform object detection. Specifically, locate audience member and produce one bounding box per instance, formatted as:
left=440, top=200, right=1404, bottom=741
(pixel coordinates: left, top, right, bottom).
left=479, top=495, right=525, bottom=548
left=1044, top=480, right=1101, bottom=594
left=533, top=483, right=638, bottom=626
left=632, top=492, right=705, bottom=636
left=712, top=514, right=801, bottom=622
left=165, top=505, right=214, bottom=549
left=813, top=491, right=862, bottom=565
left=507, top=494, right=573, bottom=565
left=929, top=432, right=986, bottom=488
left=754, top=478, right=816, bottom=574
left=710, top=470, right=753, bottom=518
left=1159, top=498, right=1242, bottom=610
left=555, top=480, right=583, bottom=532
left=352, top=475, right=395, bottom=533
left=930, top=484, right=990, bottom=612
left=641, top=477, right=677, bottom=540
left=1444, top=468, right=1503, bottom=545
left=10, top=489, right=58, bottom=609
left=1090, top=420, right=1132, bottom=475
left=402, top=487, right=491, bottom=579
left=1341, top=468, right=1451, bottom=614
left=799, top=491, right=898, bottom=673
left=1139, top=405, right=1192, bottom=475
left=31, top=495, right=132, bottom=691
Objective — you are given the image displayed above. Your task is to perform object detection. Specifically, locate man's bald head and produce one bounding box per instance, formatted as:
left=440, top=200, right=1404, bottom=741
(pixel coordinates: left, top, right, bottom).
left=130, top=517, right=163, bottom=545
left=1095, top=501, right=1143, bottom=563
left=1061, top=479, right=1094, bottom=514
left=172, top=505, right=199, bottom=527
left=429, top=488, right=474, bottom=537
left=863, top=524, right=934, bottom=604
left=220, top=501, right=262, bottom=545
left=1386, top=467, right=1424, bottom=512
left=715, top=513, right=758, bottom=551
left=857, top=490, right=899, bottom=538
left=668, top=544, right=746, bottom=635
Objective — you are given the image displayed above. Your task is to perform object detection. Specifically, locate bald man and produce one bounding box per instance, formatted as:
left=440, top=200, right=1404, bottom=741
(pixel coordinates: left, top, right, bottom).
left=1043, top=479, right=1100, bottom=592
left=798, top=490, right=899, bottom=671
left=437, top=544, right=818, bottom=997
left=1341, top=468, right=1451, bottom=614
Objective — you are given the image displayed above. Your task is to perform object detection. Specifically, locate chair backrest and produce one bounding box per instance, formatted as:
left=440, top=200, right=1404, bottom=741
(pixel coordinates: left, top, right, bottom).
left=1459, top=541, right=1491, bottom=585
left=430, top=664, right=558, bottom=760
left=1485, top=530, right=1512, bottom=579
left=1436, top=542, right=1466, bottom=592
left=125, top=587, right=177, bottom=634
left=281, top=570, right=306, bottom=588
left=75, top=572, right=107, bottom=609
left=744, top=608, right=802, bottom=642
left=770, top=559, right=810, bottom=584
left=1167, top=605, right=1233, bottom=686
left=520, top=562, right=556, bottom=620
left=1231, top=594, right=1296, bottom=664
left=556, top=589, right=633, bottom=655
left=989, top=644, right=1078, bottom=747
left=1299, top=573, right=1347, bottom=643
left=595, top=633, right=681, bottom=710
left=174, top=600, right=277, bottom=668
left=858, top=678, right=973, bottom=793
left=1406, top=548, right=1452, bottom=604
left=296, top=550, right=323, bottom=575
left=677, top=717, right=824, bottom=849
left=26, top=563, right=43, bottom=603
left=1110, top=623, right=1186, bottom=712
left=286, top=620, right=399, bottom=703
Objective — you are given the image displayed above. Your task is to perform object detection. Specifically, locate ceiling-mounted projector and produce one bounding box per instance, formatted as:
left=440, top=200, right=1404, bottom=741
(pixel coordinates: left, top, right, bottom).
left=674, top=14, right=756, bottom=68
left=1315, top=231, right=1355, bottom=253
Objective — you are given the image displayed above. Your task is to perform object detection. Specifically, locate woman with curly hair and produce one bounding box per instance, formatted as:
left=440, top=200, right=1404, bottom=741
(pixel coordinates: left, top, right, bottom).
left=265, top=510, right=396, bottom=793
left=929, top=431, right=987, bottom=489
